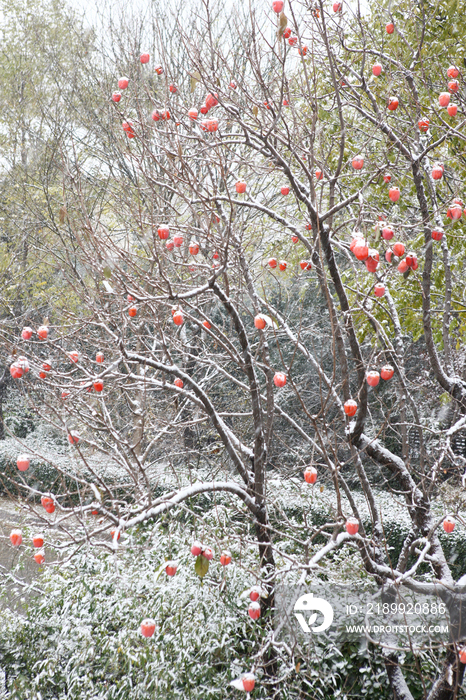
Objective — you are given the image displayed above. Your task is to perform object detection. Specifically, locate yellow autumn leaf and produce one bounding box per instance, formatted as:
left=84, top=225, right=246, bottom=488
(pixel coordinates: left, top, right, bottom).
left=278, top=12, right=288, bottom=37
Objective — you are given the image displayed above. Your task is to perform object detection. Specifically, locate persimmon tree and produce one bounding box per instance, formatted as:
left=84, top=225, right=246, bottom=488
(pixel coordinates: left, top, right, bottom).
left=3, top=0, right=466, bottom=697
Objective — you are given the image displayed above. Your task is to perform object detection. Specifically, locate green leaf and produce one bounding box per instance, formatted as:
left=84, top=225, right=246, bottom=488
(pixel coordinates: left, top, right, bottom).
left=103, top=266, right=112, bottom=279
left=194, top=554, right=209, bottom=578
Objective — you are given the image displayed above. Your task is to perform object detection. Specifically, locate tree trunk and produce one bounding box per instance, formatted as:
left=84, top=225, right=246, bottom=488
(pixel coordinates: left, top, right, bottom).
left=427, top=647, right=465, bottom=700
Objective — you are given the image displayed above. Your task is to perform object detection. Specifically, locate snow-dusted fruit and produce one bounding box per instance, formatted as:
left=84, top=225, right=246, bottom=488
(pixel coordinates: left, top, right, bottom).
left=392, top=241, right=405, bottom=257
left=418, top=118, right=429, bottom=132
left=273, top=372, right=286, bottom=388
left=439, top=92, right=450, bottom=107
left=205, top=93, right=218, bottom=109
left=10, top=363, right=23, bottom=379
left=443, top=516, right=455, bottom=533
left=248, top=602, right=261, bottom=620
left=447, top=201, right=463, bottom=220
left=405, top=252, right=418, bottom=269
left=140, top=619, right=156, bottom=637
left=353, top=240, right=369, bottom=261
left=41, top=496, right=55, bottom=513
left=220, top=551, right=232, bottom=566
left=17, top=455, right=30, bottom=472
left=191, top=541, right=202, bottom=556
left=32, top=533, right=44, bottom=548
left=242, top=673, right=255, bottom=691
left=34, top=550, right=45, bottom=564
left=166, top=561, right=178, bottom=576
left=10, top=530, right=22, bottom=547
left=157, top=225, right=169, bottom=240
left=231, top=674, right=256, bottom=692
left=202, top=546, right=214, bottom=561
left=304, top=466, right=317, bottom=484
left=380, top=365, right=394, bottom=380
left=250, top=586, right=261, bottom=601
left=345, top=517, right=359, bottom=535
left=432, top=163, right=444, bottom=180
left=68, top=431, right=80, bottom=445
left=366, top=371, right=380, bottom=387
left=365, top=249, right=379, bottom=273
left=344, top=400, right=357, bottom=417
left=397, top=260, right=409, bottom=274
